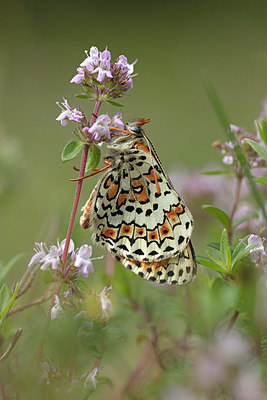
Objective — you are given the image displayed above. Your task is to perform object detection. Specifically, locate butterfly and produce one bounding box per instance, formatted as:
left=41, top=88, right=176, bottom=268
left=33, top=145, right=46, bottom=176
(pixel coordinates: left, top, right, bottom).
left=80, top=119, right=197, bottom=285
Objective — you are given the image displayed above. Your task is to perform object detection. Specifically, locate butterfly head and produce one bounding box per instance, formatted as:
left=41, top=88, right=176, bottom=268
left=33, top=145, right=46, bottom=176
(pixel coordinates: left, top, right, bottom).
left=109, top=118, right=150, bottom=149
left=125, top=118, right=150, bottom=136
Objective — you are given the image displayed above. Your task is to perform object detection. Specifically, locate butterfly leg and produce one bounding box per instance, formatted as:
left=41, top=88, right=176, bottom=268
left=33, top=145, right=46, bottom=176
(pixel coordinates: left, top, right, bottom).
left=70, top=159, right=112, bottom=182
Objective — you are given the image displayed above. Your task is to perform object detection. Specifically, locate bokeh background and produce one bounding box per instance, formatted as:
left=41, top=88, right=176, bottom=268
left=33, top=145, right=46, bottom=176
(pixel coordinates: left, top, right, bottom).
left=1, top=0, right=267, bottom=269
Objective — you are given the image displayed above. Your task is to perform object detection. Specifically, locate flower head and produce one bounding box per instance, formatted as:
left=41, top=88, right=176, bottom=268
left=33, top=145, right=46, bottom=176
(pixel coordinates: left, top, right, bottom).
left=70, top=45, right=137, bottom=98
left=56, top=98, right=84, bottom=126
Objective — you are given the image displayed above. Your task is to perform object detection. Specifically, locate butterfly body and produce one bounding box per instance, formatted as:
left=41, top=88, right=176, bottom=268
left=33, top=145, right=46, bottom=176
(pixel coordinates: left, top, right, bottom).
left=81, top=120, right=197, bottom=285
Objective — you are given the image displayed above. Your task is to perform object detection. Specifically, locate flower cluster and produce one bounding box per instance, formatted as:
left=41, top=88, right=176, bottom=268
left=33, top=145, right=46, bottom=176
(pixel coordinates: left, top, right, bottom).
left=83, top=111, right=124, bottom=143
left=70, top=46, right=137, bottom=99
left=56, top=98, right=85, bottom=127
left=28, top=238, right=102, bottom=278
left=213, top=123, right=267, bottom=169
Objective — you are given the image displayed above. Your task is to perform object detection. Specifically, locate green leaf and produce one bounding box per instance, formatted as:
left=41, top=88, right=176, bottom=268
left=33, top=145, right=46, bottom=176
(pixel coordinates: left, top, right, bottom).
left=0, top=283, right=18, bottom=324
left=197, top=256, right=226, bottom=273
left=254, top=177, right=267, bottom=185
left=255, top=119, right=267, bottom=147
left=85, top=144, right=101, bottom=174
left=220, top=229, right=231, bottom=268
left=207, top=242, right=220, bottom=251
left=0, top=284, right=10, bottom=316
left=205, top=250, right=227, bottom=270
left=61, top=140, right=85, bottom=162
left=245, top=139, right=267, bottom=162
left=233, top=212, right=258, bottom=228
left=201, top=170, right=232, bottom=175
left=0, top=254, right=24, bottom=283
left=201, top=204, right=231, bottom=229
left=75, top=94, right=96, bottom=100
left=105, top=100, right=124, bottom=107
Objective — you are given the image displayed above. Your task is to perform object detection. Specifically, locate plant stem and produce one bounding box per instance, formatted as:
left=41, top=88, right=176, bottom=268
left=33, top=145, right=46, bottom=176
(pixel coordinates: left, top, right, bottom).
left=228, top=174, right=242, bottom=245
left=226, top=310, right=239, bottom=333
left=61, top=99, right=102, bottom=268
left=0, top=328, right=23, bottom=361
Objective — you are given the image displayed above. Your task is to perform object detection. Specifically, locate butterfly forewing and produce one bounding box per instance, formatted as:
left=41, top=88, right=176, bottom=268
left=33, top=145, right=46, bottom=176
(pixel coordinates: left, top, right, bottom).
left=80, top=120, right=196, bottom=285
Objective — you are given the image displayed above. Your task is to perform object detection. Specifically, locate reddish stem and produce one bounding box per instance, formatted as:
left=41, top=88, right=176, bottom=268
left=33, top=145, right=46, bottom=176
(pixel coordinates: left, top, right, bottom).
left=61, top=99, right=102, bottom=268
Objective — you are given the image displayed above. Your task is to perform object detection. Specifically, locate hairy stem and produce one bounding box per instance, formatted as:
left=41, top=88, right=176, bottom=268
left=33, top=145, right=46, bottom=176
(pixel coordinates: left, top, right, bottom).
left=61, top=99, right=102, bottom=268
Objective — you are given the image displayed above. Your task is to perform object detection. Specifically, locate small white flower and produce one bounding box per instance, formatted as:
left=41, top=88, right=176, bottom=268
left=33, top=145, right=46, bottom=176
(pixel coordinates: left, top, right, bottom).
left=83, top=367, right=101, bottom=390
left=247, top=234, right=266, bottom=263
left=222, top=154, right=234, bottom=165
left=51, top=295, right=62, bottom=320
left=74, top=245, right=94, bottom=277
left=98, top=285, right=113, bottom=320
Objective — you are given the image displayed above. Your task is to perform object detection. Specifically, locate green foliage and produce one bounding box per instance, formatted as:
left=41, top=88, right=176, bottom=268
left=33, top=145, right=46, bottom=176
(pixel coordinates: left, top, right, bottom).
left=104, top=99, right=124, bottom=107
left=245, top=138, right=267, bottom=161
left=85, top=144, right=101, bottom=174
left=61, top=140, right=85, bottom=162
left=255, top=118, right=267, bottom=146
left=0, top=283, right=18, bottom=325
left=201, top=170, right=232, bottom=175
left=253, top=177, right=267, bottom=185
left=198, top=230, right=259, bottom=276
left=201, top=204, right=231, bottom=229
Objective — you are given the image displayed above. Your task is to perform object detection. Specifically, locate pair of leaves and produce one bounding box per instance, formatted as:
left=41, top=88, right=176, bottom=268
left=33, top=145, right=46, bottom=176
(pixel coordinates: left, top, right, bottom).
left=61, top=142, right=101, bottom=175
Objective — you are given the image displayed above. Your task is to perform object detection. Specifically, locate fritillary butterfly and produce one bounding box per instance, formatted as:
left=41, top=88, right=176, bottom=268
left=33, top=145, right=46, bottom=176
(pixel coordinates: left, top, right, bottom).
left=80, top=119, right=197, bottom=285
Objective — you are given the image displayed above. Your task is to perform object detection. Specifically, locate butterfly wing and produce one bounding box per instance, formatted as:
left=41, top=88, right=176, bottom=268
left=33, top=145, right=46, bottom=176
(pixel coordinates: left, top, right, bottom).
left=81, top=143, right=194, bottom=262
left=116, top=240, right=197, bottom=285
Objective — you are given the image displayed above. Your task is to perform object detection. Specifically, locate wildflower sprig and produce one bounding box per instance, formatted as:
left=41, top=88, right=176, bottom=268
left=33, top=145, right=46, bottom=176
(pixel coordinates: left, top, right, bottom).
left=55, top=45, right=137, bottom=269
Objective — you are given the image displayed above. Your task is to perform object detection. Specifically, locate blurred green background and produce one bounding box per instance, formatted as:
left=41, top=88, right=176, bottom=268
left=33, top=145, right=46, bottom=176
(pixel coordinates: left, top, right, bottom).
left=0, top=0, right=267, bottom=270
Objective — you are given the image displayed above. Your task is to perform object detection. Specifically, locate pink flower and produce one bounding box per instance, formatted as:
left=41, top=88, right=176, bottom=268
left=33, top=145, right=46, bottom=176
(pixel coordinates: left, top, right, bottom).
left=247, top=234, right=266, bottom=263
left=87, top=111, right=124, bottom=143
left=56, top=98, right=84, bottom=126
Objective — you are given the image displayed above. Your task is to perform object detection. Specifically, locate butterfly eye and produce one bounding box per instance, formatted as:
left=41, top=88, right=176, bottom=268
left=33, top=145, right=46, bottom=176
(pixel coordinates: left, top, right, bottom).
left=129, top=125, right=141, bottom=134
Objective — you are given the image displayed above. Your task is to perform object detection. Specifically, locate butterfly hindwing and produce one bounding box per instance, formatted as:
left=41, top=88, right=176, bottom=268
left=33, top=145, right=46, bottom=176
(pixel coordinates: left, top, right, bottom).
left=117, top=240, right=197, bottom=285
